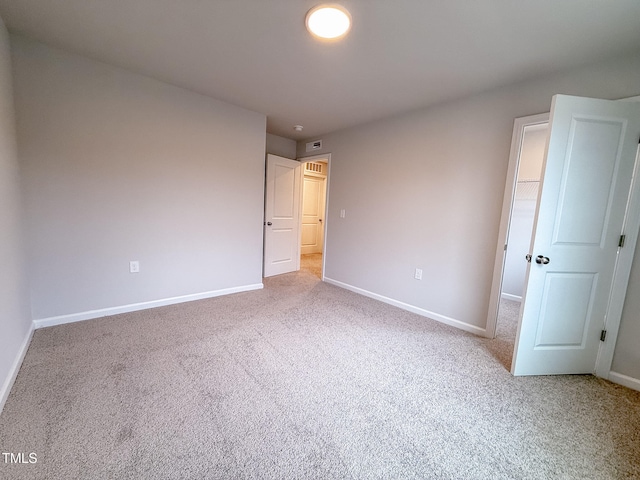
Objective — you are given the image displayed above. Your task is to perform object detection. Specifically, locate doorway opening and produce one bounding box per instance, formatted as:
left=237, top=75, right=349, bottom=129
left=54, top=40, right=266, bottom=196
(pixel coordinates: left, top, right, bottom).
left=263, top=153, right=330, bottom=279
left=491, top=114, right=549, bottom=370
left=299, top=156, right=329, bottom=279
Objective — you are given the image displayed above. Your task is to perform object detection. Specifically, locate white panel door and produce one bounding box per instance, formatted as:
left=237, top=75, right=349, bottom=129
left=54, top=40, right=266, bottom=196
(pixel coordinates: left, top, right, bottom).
left=512, top=95, right=640, bottom=376
left=301, top=175, right=326, bottom=255
left=264, top=154, right=301, bottom=277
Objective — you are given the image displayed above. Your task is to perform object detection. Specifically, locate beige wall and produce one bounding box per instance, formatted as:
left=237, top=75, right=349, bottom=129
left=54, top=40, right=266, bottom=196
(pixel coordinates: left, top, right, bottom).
left=517, top=125, right=547, bottom=181
left=0, top=21, right=31, bottom=410
left=13, top=36, right=266, bottom=321
left=298, top=51, right=640, bottom=381
left=266, top=133, right=297, bottom=159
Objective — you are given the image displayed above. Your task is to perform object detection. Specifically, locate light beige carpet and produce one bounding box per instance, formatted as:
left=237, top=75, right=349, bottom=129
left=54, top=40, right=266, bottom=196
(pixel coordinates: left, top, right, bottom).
left=485, top=298, right=520, bottom=371
left=1, top=270, right=639, bottom=479
left=300, top=253, right=322, bottom=279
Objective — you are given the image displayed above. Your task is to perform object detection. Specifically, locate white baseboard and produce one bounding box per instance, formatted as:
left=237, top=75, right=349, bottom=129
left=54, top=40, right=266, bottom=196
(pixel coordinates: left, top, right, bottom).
left=0, top=323, right=34, bottom=414
left=501, top=293, right=522, bottom=302
left=608, top=371, right=640, bottom=392
left=33, top=283, right=264, bottom=329
left=323, top=277, right=486, bottom=336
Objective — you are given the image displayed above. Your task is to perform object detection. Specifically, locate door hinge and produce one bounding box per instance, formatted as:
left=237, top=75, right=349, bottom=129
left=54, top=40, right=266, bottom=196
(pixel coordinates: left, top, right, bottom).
left=504, top=244, right=508, bottom=251
left=600, top=330, right=607, bottom=342
left=619, top=234, right=626, bottom=248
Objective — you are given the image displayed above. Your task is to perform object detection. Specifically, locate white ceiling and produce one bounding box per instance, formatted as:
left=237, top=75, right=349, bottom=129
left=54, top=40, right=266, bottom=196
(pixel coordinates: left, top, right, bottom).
left=1, top=0, right=639, bottom=140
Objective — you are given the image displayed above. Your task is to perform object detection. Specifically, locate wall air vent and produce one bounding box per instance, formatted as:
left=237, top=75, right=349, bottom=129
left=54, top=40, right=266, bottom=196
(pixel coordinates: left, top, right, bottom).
left=306, top=140, right=322, bottom=152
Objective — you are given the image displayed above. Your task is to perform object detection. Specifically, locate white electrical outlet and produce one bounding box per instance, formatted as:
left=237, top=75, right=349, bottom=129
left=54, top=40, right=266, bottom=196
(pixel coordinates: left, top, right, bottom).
left=129, top=261, right=140, bottom=273
left=414, top=268, right=422, bottom=280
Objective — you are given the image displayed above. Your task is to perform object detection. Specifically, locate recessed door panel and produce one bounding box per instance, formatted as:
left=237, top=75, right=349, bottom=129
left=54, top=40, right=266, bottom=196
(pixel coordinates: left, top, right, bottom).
left=273, top=165, right=296, bottom=219
left=534, top=272, right=597, bottom=348
left=553, top=117, right=625, bottom=246
left=303, top=180, right=321, bottom=216
left=271, top=228, right=296, bottom=263
left=301, top=223, right=318, bottom=246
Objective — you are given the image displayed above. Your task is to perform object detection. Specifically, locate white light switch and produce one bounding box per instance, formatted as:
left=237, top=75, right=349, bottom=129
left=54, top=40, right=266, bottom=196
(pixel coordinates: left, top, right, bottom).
left=414, top=268, right=422, bottom=280
left=340, top=209, right=346, bottom=218
left=129, top=261, right=140, bottom=273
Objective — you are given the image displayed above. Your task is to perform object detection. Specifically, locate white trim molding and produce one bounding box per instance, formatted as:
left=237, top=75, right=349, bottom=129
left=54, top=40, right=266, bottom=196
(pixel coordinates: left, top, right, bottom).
left=500, top=293, right=522, bottom=303
left=607, top=371, right=640, bottom=392
left=594, top=142, right=640, bottom=377
left=324, top=277, right=486, bottom=336
left=0, top=324, right=34, bottom=414
left=33, top=283, right=264, bottom=329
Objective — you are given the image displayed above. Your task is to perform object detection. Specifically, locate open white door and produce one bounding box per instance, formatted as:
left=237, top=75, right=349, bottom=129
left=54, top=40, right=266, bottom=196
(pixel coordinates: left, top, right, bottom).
left=512, top=95, right=640, bottom=376
left=263, top=154, right=301, bottom=277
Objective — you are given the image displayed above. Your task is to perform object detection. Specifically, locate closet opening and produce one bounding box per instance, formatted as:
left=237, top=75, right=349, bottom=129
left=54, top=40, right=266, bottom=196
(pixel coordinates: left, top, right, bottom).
left=490, top=115, right=549, bottom=370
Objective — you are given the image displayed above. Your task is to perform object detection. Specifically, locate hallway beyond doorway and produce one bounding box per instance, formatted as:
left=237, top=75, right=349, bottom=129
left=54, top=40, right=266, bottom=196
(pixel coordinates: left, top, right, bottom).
left=300, top=253, right=322, bottom=279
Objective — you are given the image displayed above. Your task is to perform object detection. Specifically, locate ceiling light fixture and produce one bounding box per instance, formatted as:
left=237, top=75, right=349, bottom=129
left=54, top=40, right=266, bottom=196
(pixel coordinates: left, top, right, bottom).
left=305, top=4, right=352, bottom=40
left=294, top=125, right=304, bottom=132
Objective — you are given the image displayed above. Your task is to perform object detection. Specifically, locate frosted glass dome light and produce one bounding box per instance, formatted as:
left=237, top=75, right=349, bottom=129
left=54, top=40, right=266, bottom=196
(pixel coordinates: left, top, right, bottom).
left=305, top=5, right=352, bottom=40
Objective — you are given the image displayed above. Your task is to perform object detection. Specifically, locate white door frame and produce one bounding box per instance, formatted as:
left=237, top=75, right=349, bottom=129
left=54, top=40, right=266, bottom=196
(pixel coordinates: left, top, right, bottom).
left=487, top=97, right=640, bottom=379
left=486, top=113, right=549, bottom=339
left=297, top=153, right=331, bottom=280
left=596, top=95, right=640, bottom=377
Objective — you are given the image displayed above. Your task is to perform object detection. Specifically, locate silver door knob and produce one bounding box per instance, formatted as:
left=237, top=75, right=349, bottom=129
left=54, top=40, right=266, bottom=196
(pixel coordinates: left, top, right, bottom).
left=535, top=255, right=550, bottom=265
